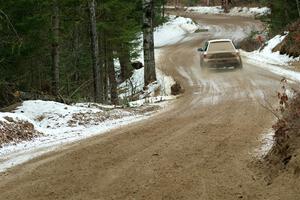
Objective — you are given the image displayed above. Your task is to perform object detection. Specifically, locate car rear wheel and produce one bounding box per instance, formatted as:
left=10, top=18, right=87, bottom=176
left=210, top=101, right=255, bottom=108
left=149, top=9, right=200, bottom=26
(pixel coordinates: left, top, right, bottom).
left=235, top=63, right=243, bottom=70
left=201, top=64, right=208, bottom=73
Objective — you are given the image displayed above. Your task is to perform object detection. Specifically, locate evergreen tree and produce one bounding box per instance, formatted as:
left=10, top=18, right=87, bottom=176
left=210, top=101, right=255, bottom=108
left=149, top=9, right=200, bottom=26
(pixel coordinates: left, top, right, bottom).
left=143, top=0, right=157, bottom=86
left=268, top=0, right=299, bottom=33
left=0, top=0, right=165, bottom=106
left=88, top=0, right=102, bottom=103
left=51, top=0, right=60, bottom=96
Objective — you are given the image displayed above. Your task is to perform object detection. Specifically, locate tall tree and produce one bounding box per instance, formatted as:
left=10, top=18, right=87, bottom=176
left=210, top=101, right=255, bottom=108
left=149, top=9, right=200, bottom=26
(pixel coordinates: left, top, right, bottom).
left=51, top=0, right=60, bottom=96
left=222, top=0, right=229, bottom=13
left=269, top=0, right=299, bottom=33
left=118, top=44, right=131, bottom=82
left=143, top=0, right=156, bottom=86
left=296, top=0, right=300, bottom=18
left=88, top=0, right=102, bottom=103
left=107, top=43, right=118, bottom=105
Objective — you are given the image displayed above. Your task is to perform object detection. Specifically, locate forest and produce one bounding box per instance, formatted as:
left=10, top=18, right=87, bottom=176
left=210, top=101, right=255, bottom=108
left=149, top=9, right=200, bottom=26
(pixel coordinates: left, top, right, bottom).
left=0, top=0, right=299, bottom=108
left=0, top=0, right=166, bottom=107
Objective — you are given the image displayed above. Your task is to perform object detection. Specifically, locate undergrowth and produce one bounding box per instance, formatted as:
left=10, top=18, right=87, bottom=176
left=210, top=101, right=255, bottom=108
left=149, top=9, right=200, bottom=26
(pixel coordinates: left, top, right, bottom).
left=265, top=78, right=300, bottom=174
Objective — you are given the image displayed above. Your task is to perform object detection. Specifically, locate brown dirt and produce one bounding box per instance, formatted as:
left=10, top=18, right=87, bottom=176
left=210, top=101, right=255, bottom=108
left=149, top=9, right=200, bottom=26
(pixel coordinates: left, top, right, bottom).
left=237, top=37, right=261, bottom=52
left=0, top=14, right=299, bottom=200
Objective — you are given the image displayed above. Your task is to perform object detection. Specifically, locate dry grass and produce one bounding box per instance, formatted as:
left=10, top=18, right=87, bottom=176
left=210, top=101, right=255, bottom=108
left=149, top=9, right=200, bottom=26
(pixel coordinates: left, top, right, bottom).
left=264, top=85, right=300, bottom=179
left=0, top=118, right=42, bottom=147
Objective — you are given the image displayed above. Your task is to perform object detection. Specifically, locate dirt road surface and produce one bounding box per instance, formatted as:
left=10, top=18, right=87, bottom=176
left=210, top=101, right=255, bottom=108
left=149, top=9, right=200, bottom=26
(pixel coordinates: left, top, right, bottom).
left=0, top=14, right=299, bottom=200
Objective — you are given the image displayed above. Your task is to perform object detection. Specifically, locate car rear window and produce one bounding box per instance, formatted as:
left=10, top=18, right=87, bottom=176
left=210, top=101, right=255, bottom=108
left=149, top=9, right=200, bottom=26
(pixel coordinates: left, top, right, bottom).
left=207, top=41, right=236, bottom=53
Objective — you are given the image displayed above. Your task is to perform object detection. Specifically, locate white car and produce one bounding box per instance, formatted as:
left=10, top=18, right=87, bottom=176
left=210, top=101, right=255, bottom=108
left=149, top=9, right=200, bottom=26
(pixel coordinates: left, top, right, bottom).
left=198, top=39, right=243, bottom=70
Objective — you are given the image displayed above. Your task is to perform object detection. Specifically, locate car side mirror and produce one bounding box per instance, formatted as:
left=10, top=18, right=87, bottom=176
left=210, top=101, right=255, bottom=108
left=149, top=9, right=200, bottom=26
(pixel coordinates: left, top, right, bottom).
left=197, top=48, right=203, bottom=52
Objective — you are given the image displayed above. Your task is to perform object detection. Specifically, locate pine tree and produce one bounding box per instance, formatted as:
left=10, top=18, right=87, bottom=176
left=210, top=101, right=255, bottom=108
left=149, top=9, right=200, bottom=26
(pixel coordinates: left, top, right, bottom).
left=51, top=0, right=60, bottom=96
left=143, top=0, right=157, bottom=86
left=88, top=0, right=102, bottom=103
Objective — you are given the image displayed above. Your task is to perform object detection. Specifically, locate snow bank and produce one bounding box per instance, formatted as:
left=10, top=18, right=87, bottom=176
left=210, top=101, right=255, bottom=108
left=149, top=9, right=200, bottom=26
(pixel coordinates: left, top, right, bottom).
left=0, top=100, right=157, bottom=172
left=228, top=7, right=271, bottom=17
left=118, top=59, right=175, bottom=101
left=186, top=6, right=270, bottom=17
left=186, top=6, right=223, bottom=14
left=242, top=33, right=300, bottom=82
left=242, top=34, right=300, bottom=66
left=254, top=128, right=275, bottom=158
left=154, top=15, right=199, bottom=47
left=129, top=96, right=176, bottom=107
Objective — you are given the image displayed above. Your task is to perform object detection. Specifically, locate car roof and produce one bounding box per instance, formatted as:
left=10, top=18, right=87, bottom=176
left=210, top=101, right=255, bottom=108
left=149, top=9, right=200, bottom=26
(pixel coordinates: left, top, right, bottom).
left=208, top=39, right=233, bottom=43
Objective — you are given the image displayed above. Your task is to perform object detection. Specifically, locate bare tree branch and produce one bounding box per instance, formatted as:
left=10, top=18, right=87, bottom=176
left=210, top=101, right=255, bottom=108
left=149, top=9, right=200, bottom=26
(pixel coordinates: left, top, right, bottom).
left=0, top=9, right=21, bottom=41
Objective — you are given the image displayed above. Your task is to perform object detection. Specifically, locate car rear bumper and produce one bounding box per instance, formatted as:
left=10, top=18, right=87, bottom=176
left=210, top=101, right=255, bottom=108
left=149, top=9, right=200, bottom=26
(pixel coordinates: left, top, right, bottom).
left=204, top=58, right=241, bottom=68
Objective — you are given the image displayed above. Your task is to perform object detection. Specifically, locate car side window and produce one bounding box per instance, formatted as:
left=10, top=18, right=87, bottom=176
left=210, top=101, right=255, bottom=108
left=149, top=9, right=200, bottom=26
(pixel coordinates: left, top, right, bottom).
left=204, top=42, right=208, bottom=51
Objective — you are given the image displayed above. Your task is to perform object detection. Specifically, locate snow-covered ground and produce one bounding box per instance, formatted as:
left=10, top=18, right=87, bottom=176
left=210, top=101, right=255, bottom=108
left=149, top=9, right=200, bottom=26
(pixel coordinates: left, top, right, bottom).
left=119, top=49, right=175, bottom=101
left=242, top=33, right=300, bottom=82
left=242, top=34, right=300, bottom=66
left=254, top=128, right=275, bottom=158
left=155, top=16, right=199, bottom=47
left=186, top=6, right=223, bottom=14
left=0, top=100, right=165, bottom=172
left=185, top=6, right=271, bottom=17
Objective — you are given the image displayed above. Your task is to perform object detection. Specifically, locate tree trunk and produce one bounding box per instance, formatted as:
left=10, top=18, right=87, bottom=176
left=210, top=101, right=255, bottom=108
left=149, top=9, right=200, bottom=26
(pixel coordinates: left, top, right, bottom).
left=88, top=0, right=102, bottom=103
left=107, top=44, right=118, bottom=105
left=296, top=0, right=300, bottom=18
left=51, top=0, right=60, bottom=96
left=162, top=0, right=165, bottom=18
left=118, top=44, right=131, bottom=82
left=100, top=31, right=108, bottom=103
left=222, top=0, right=229, bottom=13
left=143, top=0, right=156, bottom=86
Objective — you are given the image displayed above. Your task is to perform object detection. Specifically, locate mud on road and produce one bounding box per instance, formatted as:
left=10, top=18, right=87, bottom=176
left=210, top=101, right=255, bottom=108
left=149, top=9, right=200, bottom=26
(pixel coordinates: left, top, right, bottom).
left=1, top=14, right=299, bottom=200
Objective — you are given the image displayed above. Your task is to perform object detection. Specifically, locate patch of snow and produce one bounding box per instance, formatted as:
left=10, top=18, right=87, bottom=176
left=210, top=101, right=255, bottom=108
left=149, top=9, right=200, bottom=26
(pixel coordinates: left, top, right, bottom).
left=228, top=7, right=271, bottom=17
left=0, top=100, right=158, bottom=172
left=129, top=96, right=176, bottom=108
left=242, top=34, right=300, bottom=66
left=186, top=6, right=223, bottom=14
left=245, top=58, right=300, bottom=83
left=241, top=33, right=300, bottom=82
left=255, top=128, right=275, bottom=158
left=164, top=6, right=176, bottom=9
left=186, top=6, right=270, bottom=17
left=119, top=40, right=175, bottom=99
left=0, top=112, right=35, bottom=126
left=154, top=15, right=199, bottom=47
left=119, top=66, right=175, bottom=100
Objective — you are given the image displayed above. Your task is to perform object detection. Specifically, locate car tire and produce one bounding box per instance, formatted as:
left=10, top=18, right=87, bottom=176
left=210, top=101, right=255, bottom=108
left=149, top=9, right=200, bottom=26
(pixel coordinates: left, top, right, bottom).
left=201, top=64, right=208, bottom=73
left=236, top=63, right=243, bottom=70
